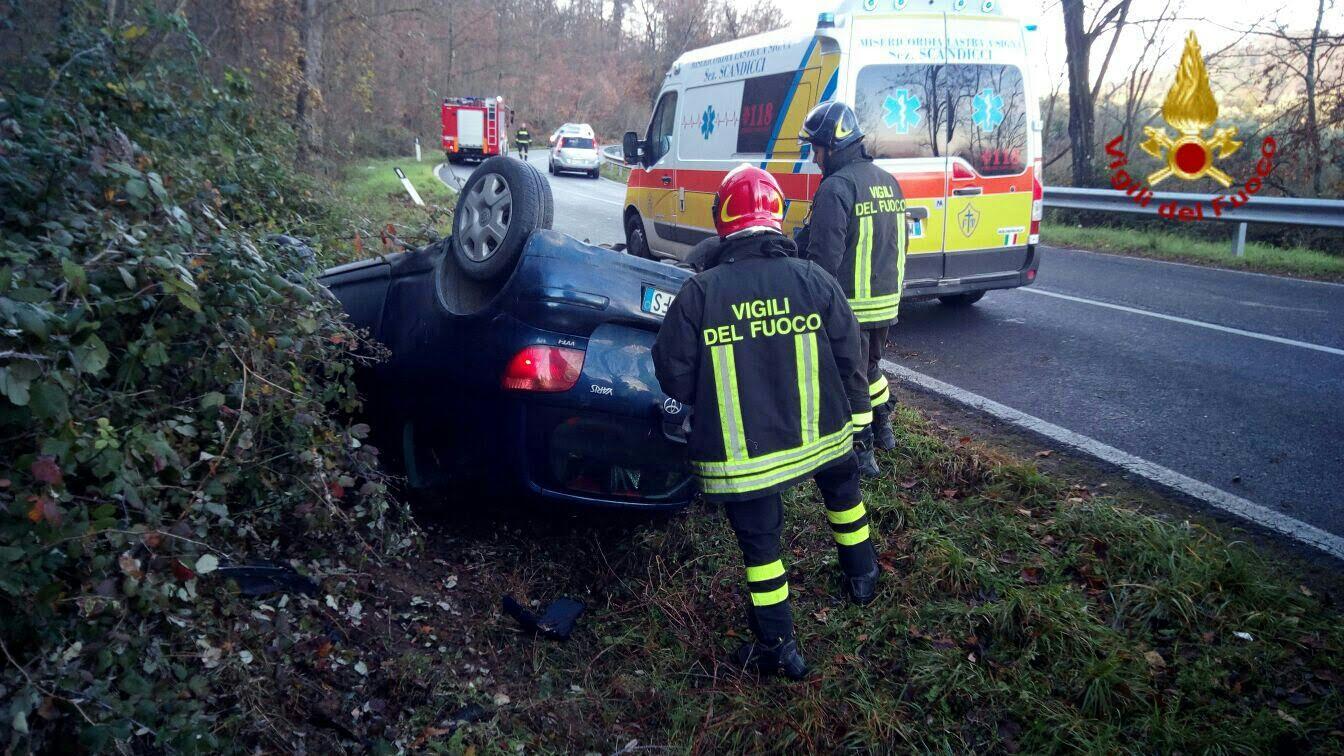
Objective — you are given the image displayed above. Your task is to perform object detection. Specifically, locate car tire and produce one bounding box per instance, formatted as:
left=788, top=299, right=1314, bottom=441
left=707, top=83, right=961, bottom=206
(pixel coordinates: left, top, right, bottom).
left=589, top=169, right=600, bottom=179
left=451, top=155, right=549, bottom=282
left=625, top=212, right=653, bottom=259
left=519, top=158, right=553, bottom=231
left=938, top=291, right=986, bottom=308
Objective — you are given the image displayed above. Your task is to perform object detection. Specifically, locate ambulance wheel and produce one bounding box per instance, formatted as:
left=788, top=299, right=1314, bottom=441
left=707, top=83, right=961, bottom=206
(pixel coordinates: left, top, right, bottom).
left=938, top=291, right=986, bottom=308
left=451, top=155, right=551, bottom=282
left=625, top=212, right=653, bottom=259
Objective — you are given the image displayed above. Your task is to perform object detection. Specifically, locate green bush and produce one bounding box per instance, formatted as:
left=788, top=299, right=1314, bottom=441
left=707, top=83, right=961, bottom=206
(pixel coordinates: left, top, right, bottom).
left=0, top=6, right=415, bottom=751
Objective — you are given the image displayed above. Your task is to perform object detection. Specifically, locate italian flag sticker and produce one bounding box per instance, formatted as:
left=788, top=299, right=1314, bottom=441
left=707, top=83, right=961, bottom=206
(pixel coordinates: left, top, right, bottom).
left=998, top=226, right=1026, bottom=246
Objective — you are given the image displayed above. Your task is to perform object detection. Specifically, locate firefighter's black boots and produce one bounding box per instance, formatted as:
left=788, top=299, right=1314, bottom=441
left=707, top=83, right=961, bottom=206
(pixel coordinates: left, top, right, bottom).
left=854, top=426, right=879, bottom=478
left=731, top=637, right=809, bottom=680
left=872, top=401, right=896, bottom=451
left=733, top=597, right=809, bottom=680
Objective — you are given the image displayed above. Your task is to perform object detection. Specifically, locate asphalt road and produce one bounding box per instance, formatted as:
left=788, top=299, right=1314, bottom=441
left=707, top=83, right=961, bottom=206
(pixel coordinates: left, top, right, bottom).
left=438, top=153, right=1344, bottom=550
left=892, top=249, right=1344, bottom=540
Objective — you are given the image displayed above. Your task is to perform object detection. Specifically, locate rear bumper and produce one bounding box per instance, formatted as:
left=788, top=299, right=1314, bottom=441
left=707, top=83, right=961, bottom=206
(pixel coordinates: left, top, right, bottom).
left=903, top=245, right=1039, bottom=299
left=516, top=403, right=693, bottom=510
left=553, top=160, right=601, bottom=171
left=446, top=147, right=495, bottom=159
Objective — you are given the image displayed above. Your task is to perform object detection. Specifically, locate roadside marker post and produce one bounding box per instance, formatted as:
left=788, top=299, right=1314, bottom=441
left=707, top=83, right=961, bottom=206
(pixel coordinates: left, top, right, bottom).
left=394, top=167, right=425, bottom=206
left=415, top=137, right=422, bottom=162
left=1233, top=222, right=1247, bottom=257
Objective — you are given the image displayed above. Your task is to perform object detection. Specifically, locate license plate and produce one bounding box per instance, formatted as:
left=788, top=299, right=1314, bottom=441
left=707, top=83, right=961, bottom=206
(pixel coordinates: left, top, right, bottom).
left=641, top=285, right=675, bottom=317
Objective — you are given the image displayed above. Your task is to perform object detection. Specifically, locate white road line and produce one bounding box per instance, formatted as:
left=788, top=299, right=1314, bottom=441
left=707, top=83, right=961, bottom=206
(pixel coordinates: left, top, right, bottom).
left=1045, top=245, right=1344, bottom=289
left=880, top=359, right=1344, bottom=562
left=1020, top=288, right=1344, bottom=357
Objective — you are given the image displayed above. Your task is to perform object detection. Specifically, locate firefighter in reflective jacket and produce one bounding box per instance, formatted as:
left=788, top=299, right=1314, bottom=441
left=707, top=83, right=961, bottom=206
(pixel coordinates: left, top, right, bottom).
left=796, top=101, right=908, bottom=478
left=514, top=123, right=533, bottom=159
left=653, top=165, right=881, bottom=680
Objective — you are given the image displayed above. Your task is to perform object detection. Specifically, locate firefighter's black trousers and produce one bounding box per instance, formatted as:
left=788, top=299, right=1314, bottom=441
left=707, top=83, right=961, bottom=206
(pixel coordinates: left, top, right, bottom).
left=859, top=326, right=891, bottom=414
left=722, top=456, right=876, bottom=644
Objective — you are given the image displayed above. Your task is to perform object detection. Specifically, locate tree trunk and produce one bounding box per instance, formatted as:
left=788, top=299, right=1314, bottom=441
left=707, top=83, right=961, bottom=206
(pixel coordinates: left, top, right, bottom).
left=1062, top=0, right=1094, bottom=186
left=1304, top=0, right=1325, bottom=196
left=295, top=0, right=325, bottom=165
left=610, top=0, right=627, bottom=37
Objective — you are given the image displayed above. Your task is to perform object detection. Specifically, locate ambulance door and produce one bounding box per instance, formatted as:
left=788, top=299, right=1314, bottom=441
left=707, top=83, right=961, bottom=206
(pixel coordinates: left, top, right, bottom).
left=636, top=89, right=683, bottom=255
left=941, top=16, right=1033, bottom=278
left=849, top=15, right=953, bottom=287
left=677, top=81, right=744, bottom=252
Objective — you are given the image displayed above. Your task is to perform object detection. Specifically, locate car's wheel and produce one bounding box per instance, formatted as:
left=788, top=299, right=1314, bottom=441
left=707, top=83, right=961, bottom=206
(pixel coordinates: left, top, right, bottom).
left=519, top=158, right=553, bottom=231
left=938, top=291, right=986, bottom=308
left=451, top=155, right=549, bottom=282
left=548, top=162, right=555, bottom=175
left=589, top=169, right=600, bottom=179
left=625, top=212, right=653, bottom=259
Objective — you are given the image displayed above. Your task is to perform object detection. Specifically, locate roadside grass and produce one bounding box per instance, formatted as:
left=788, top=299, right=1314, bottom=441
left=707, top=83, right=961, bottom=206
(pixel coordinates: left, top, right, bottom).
left=315, top=407, right=1343, bottom=753
left=330, top=156, right=455, bottom=259
left=1043, top=220, right=1344, bottom=281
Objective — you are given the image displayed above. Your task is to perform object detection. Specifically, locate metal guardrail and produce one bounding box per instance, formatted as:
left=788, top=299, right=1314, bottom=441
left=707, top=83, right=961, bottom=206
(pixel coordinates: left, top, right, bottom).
left=1044, top=187, right=1344, bottom=255
left=600, top=144, right=626, bottom=165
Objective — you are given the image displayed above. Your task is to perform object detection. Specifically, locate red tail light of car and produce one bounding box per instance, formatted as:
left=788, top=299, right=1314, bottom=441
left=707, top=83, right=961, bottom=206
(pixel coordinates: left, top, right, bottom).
left=501, top=345, right=585, bottom=392
left=1030, top=157, right=1043, bottom=243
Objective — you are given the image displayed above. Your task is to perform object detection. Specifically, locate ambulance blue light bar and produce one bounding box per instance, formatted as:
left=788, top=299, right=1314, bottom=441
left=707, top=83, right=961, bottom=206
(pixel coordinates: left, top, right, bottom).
left=817, top=12, right=836, bottom=28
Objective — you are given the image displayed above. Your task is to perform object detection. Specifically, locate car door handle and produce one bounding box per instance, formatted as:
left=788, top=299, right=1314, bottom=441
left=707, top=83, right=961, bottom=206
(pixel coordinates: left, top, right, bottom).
left=952, top=187, right=983, bottom=196
left=661, top=176, right=672, bottom=185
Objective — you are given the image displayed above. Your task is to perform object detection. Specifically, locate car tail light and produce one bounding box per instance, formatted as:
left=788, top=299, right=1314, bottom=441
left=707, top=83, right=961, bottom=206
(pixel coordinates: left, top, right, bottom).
left=1030, top=157, right=1043, bottom=243
left=501, top=345, right=585, bottom=392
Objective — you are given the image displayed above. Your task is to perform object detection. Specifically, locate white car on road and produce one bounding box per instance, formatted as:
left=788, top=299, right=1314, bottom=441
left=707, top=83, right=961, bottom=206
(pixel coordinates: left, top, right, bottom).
left=549, top=134, right=602, bottom=179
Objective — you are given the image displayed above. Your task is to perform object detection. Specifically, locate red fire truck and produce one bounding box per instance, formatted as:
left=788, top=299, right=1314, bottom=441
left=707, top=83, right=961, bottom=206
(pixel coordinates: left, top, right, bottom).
left=441, top=96, right=511, bottom=164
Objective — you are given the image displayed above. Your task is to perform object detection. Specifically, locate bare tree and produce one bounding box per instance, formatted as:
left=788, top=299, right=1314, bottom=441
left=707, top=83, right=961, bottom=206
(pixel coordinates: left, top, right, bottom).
left=1061, top=0, right=1132, bottom=186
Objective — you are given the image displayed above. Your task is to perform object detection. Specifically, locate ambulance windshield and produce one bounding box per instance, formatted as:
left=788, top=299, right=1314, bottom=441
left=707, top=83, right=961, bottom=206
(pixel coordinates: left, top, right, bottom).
left=854, top=63, right=1028, bottom=177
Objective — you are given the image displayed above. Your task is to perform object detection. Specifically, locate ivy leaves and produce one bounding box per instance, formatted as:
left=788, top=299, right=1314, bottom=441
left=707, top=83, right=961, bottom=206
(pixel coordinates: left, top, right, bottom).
left=0, top=7, right=414, bottom=750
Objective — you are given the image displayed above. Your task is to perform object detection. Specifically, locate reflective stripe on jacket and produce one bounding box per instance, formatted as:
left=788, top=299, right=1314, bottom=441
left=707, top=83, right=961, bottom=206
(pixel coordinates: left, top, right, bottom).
left=514, top=129, right=532, bottom=145
left=800, top=145, right=908, bottom=327
left=652, top=233, right=869, bottom=502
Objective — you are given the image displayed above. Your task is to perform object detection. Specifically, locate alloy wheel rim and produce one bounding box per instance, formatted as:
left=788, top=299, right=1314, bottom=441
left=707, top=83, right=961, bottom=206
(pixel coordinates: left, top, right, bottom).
left=458, top=173, right=512, bottom=262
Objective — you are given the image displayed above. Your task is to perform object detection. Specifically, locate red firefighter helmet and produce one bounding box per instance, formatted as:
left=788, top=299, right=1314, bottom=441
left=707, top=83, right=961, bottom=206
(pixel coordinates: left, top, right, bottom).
left=712, top=164, right=785, bottom=239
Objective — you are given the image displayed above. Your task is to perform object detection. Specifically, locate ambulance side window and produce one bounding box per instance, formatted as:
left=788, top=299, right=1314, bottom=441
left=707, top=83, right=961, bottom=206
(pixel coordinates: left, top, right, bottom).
left=854, top=64, right=943, bottom=159
left=647, top=91, right=678, bottom=165
left=736, top=71, right=795, bottom=154
left=945, top=65, right=1027, bottom=176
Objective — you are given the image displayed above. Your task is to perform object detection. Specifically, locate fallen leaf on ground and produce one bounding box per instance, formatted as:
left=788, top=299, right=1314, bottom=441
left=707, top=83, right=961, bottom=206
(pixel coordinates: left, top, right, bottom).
left=31, top=457, right=63, bottom=486
left=1020, top=567, right=1044, bottom=585
left=1144, top=650, right=1166, bottom=668
left=1034, top=450, right=1053, bottom=458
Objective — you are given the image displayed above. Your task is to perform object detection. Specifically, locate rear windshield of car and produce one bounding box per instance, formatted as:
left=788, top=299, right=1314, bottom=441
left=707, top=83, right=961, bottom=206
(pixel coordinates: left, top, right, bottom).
left=854, top=63, right=1028, bottom=176
left=560, top=137, right=595, bottom=149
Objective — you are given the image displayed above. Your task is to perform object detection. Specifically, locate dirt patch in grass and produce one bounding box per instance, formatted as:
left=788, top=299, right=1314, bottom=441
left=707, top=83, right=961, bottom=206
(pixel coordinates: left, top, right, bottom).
left=266, top=409, right=1344, bottom=753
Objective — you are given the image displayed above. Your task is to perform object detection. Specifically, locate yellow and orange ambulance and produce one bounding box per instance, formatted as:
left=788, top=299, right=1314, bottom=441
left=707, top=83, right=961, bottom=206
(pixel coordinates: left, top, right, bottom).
left=620, top=0, right=1043, bottom=306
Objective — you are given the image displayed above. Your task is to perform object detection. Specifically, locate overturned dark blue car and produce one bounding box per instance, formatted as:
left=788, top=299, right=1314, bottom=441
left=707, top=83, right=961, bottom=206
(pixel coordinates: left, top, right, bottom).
left=320, top=157, right=694, bottom=509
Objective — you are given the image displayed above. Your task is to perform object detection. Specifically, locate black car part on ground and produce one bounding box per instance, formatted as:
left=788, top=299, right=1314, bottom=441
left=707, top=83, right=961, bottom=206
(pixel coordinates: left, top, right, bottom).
left=501, top=595, right=585, bottom=640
